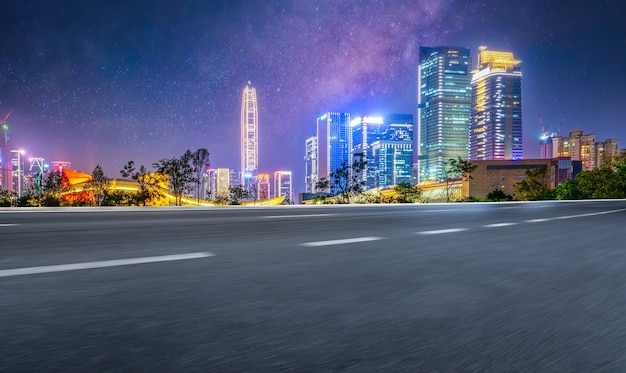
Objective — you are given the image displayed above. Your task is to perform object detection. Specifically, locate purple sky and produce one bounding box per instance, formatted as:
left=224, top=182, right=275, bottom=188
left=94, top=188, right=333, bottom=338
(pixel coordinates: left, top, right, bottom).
left=1, top=0, right=625, bottom=192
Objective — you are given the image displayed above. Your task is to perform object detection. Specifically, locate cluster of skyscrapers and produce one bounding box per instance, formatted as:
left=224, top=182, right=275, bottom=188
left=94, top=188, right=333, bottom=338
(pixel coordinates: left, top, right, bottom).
left=305, top=46, right=524, bottom=194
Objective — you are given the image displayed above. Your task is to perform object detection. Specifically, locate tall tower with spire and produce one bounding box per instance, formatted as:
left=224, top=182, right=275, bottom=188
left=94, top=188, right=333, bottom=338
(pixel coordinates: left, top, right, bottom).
left=241, top=81, right=258, bottom=187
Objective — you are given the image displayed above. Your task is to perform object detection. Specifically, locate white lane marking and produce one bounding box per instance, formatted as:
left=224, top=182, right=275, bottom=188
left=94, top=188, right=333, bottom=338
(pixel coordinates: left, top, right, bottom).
left=300, top=236, right=383, bottom=247
left=554, top=208, right=626, bottom=220
left=261, top=214, right=336, bottom=219
left=417, top=228, right=468, bottom=235
left=483, top=222, right=518, bottom=228
left=525, top=208, right=626, bottom=223
left=0, top=224, right=18, bottom=227
left=0, top=252, right=214, bottom=278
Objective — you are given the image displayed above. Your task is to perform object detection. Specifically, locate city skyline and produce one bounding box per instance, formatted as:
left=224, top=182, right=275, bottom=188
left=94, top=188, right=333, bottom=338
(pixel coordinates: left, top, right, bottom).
left=1, top=1, right=625, bottom=193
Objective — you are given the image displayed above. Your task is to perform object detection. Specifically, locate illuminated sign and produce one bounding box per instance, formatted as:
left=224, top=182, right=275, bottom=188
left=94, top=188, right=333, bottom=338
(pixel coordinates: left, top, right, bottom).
left=363, top=116, right=384, bottom=124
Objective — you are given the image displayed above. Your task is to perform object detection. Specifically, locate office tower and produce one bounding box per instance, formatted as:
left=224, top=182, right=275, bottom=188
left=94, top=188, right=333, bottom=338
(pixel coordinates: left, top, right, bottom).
left=304, top=136, right=318, bottom=193
left=470, top=46, right=523, bottom=161
left=351, top=114, right=413, bottom=189
left=255, top=174, right=270, bottom=201
left=274, top=171, right=293, bottom=202
left=206, top=168, right=231, bottom=201
left=317, top=112, right=351, bottom=195
left=418, top=46, right=472, bottom=182
left=241, top=81, right=258, bottom=187
left=373, top=114, right=413, bottom=188
left=0, top=120, right=11, bottom=192
left=11, top=149, right=25, bottom=196
left=350, top=115, right=386, bottom=188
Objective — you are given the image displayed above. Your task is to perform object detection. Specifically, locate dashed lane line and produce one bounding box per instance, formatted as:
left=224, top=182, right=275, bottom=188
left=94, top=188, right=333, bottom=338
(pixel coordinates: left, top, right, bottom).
left=483, top=222, right=518, bottom=228
left=261, top=214, right=337, bottom=219
left=417, top=228, right=468, bottom=235
left=300, top=236, right=383, bottom=247
left=0, top=224, right=18, bottom=227
left=0, top=252, right=215, bottom=278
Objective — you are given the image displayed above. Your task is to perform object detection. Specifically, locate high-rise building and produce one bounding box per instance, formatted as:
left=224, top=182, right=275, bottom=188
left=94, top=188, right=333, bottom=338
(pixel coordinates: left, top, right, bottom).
left=206, top=168, right=231, bottom=201
left=549, top=130, right=619, bottom=170
left=350, top=115, right=386, bottom=188
left=304, top=136, right=318, bottom=193
left=317, top=112, right=351, bottom=195
left=470, top=46, right=523, bottom=161
left=274, top=171, right=293, bottom=203
left=596, top=139, right=619, bottom=168
left=0, top=121, right=12, bottom=192
left=255, top=174, right=270, bottom=201
left=374, top=114, right=413, bottom=188
left=418, top=46, right=472, bottom=182
left=241, top=81, right=258, bottom=187
left=351, top=114, right=413, bottom=189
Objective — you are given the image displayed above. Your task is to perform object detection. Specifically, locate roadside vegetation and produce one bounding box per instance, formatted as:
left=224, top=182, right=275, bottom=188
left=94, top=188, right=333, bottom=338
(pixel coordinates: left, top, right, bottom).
left=3, top=154, right=625, bottom=207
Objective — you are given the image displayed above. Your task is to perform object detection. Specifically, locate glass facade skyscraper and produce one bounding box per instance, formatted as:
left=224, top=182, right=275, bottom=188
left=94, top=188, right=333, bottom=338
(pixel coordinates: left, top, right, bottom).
left=317, top=112, right=351, bottom=195
left=470, top=46, right=523, bottom=161
left=350, top=114, right=413, bottom=189
left=418, top=46, right=472, bottom=182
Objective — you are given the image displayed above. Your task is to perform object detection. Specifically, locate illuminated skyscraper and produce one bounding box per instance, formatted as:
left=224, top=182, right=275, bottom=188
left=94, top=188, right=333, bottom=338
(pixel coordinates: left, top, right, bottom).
left=351, top=114, right=413, bottom=189
left=273, top=171, right=293, bottom=202
left=304, top=136, right=318, bottom=193
left=241, top=81, right=258, bottom=186
left=317, top=112, right=351, bottom=195
left=0, top=121, right=12, bottom=192
left=418, top=46, right=472, bottom=182
left=470, top=46, right=523, bottom=161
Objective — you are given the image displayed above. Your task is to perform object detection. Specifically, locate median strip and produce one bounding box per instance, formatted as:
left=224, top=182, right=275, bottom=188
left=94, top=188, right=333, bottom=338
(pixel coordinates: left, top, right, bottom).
left=0, top=252, right=215, bottom=278
left=300, top=236, right=383, bottom=247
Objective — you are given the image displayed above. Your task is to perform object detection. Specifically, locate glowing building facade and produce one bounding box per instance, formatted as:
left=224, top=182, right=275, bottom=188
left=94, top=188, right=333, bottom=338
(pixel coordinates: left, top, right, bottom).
left=241, top=81, right=258, bottom=187
left=206, top=168, right=231, bottom=201
left=0, top=122, right=11, bottom=192
left=470, top=46, right=523, bottom=161
left=304, top=136, right=318, bottom=193
left=273, top=171, right=293, bottom=202
left=418, top=46, right=472, bottom=182
left=255, top=173, right=270, bottom=201
left=317, top=112, right=351, bottom=195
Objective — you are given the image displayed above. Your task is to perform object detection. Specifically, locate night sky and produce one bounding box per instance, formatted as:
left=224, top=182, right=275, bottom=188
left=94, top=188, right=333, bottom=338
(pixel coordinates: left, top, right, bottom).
left=1, top=0, right=624, bottom=192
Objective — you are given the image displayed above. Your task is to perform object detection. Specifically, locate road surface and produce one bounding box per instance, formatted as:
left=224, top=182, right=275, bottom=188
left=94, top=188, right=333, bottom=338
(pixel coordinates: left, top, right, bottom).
left=1, top=200, right=626, bottom=371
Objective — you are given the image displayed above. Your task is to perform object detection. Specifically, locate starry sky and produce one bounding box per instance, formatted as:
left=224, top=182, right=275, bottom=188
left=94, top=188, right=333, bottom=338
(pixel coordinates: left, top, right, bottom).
left=1, top=0, right=625, bottom=192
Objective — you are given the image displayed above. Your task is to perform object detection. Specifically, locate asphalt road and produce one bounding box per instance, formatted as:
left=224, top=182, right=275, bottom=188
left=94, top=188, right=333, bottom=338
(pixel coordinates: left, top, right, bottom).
left=1, top=200, right=626, bottom=372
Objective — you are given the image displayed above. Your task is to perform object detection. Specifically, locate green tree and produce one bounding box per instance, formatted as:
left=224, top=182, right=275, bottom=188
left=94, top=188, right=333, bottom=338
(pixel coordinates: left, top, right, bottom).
left=0, top=188, right=11, bottom=207
left=315, top=177, right=330, bottom=193
left=575, top=168, right=625, bottom=199
left=394, top=180, right=422, bottom=203
left=88, top=164, right=110, bottom=206
left=120, top=161, right=163, bottom=206
left=189, top=148, right=211, bottom=205
left=515, top=167, right=554, bottom=201
left=329, top=153, right=367, bottom=203
left=555, top=179, right=581, bottom=200
left=486, top=189, right=513, bottom=202
left=40, top=170, right=70, bottom=206
left=444, top=157, right=477, bottom=203
left=153, top=153, right=196, bottom=206
left=228, top=184, right=249, bottom=205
